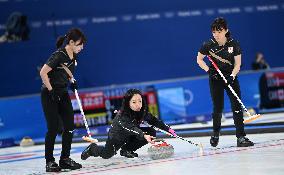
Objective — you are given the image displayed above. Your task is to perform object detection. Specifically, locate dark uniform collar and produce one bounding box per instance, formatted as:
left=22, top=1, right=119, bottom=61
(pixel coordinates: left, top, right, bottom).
left=211, top=37, right=233, bottom=46
left=58, top=47, right=77, bottom=61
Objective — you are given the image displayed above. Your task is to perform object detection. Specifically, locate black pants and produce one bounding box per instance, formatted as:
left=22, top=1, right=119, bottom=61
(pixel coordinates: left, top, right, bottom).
left=41, top=88, right=75, bottom=162
left=94, top=127, right=156, bottom=159
left=209, top=77, right=246, bottom=138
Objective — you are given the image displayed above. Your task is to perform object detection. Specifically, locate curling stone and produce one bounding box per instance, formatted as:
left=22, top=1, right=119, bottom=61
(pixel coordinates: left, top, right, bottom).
left=20, top=136, right=35, bottom=147
left=147, top=140, right=174, bottom=160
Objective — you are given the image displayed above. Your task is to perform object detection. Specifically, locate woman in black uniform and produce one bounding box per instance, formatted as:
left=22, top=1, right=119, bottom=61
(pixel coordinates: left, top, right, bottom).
left=40, top=28, right=86, bottom=172
left=197, top=17, right=254, bottom=147
left=81, top=88, right=177, bottom=160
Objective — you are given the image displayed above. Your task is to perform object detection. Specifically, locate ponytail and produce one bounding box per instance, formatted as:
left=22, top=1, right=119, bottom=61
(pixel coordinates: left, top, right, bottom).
left=56, top=28, right=86, bottom=48
left=56, top=35, right=66, bottom=48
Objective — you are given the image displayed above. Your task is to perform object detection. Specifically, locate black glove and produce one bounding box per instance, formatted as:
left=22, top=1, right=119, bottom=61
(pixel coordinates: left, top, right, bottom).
left=70, top=80, right=78, bottom=93
left=49, top=89, right=60, bottom=101
left=226, top=75, right=235, bottom=85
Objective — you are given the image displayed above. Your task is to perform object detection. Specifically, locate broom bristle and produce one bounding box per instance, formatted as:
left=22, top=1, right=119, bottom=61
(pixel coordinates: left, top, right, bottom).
left=244, top=114, right=261, bottom=123
left=199, top=143, right=204, bottom=156
left=82, top=136, right=98, bottom=143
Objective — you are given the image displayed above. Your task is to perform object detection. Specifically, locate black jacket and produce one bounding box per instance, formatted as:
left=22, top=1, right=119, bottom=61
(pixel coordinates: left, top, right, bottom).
left=108, top=112, right=169, bottom=141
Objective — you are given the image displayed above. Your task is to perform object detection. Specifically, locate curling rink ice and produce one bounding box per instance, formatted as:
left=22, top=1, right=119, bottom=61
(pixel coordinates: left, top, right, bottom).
left=1, top=132, right=284, bottom=175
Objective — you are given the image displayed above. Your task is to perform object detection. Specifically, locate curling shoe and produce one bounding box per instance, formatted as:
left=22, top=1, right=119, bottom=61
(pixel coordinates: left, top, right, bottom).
left=120, top=150, right=136, bottom=158
left=46, top=161, right=61, bottom=172
left=59, top=157, right=82, bottom=170
left=130, top=151, right=138, bottom=157
left=237, top=136, right=254, bottom=147
left=81, top=143, right=93, bottom=160
left=210, top=132, right=219, bottom=147
left=81, top=143, right=101, bottom=160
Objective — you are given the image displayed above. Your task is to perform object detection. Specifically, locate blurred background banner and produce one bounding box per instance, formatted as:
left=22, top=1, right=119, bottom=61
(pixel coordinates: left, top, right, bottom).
left=0, top=0, right=284, bottom=97
left=0, top=0, right=284, bottom=146
left=2, top=69, right=284, bottom=143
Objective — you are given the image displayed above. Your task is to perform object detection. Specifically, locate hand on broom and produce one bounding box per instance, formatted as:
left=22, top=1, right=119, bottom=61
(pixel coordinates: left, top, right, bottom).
left=226, top=74, right=235, bottom=85
left=144, top=134, right=155, bottom=144
left=168, top=128, right=177, bottom=137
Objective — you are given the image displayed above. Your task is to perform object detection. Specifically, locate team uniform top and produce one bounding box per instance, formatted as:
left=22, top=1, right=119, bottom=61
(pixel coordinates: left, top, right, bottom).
left=42, top=48, right=77, bottom=90
left=199, top=37, right=241, bottom=77
left=109, top=112, right=170, bottom=141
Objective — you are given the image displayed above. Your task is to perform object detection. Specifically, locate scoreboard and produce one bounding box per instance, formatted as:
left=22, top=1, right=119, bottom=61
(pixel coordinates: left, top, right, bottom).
left=259, top=71, right=284, bottom=109
left=70, top=88, right=159, bottom=129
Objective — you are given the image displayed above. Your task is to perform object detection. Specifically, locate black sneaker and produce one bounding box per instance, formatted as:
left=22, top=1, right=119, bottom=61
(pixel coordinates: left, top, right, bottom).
left=120, top=150, right=135, bottom=158
left=81, top=143, right=93, bottom=160
left=237, top=137, right=254, bottom=147
left=210, top=132, right=219, bottom=147
left=59, top=158, right=82, bottom=170
left=81, top=143, right=102, bottom=160
left=130, top=151, right=138, bottom=157
left=46, top=161, right=61, bottom=172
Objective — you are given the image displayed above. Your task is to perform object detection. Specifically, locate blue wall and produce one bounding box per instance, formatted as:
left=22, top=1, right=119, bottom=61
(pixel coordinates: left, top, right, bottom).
left=0, top=69, right=267, bottom=142
left=0, top=0, right=284, bottom=97
left=0, top=95, right=45, bottom=142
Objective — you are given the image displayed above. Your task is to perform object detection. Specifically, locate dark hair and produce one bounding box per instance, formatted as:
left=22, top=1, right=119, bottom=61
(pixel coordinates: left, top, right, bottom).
left=255, top=52, right=264, bottom=61
left=120, top=88, right=147, bottom=119
left=56, top=28, right=87, bottom=48
left=211, top=17, right=231, bottom=38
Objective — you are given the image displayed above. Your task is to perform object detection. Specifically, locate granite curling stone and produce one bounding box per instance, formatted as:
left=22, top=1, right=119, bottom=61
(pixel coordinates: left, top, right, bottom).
left=147, top=140, right=174, bottom=160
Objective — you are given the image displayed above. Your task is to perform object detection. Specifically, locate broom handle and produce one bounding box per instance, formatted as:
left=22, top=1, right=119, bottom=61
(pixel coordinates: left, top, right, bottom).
left=207, top=56, right=251, bottom=117
left=74, top=89, right=92, bottom=137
